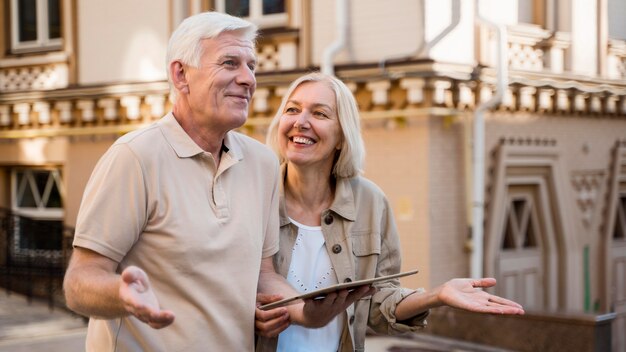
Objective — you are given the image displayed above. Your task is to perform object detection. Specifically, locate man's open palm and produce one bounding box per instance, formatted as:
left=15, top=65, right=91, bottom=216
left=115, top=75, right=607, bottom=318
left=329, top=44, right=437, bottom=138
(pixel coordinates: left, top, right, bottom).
left=119, top=266, right=176, bottom=329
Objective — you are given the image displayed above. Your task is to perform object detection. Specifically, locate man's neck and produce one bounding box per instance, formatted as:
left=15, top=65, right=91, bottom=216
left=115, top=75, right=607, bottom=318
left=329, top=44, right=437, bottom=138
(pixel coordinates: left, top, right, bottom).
left=171, top=110, right=226, bottom=165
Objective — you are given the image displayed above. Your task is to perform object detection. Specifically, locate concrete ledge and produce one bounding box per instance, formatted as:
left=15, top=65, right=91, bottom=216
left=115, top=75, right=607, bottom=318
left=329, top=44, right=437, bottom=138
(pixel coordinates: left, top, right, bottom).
left=423, top=307, right=615, bottom=352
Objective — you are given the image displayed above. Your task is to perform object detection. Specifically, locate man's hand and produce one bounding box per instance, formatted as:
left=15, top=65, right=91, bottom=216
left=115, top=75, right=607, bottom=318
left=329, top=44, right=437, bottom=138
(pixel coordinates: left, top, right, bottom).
left=299, top=285, right=376, bottom=328
left=255, top=293, right=290, bottom=337
left=119, top=266, right=176, bottom=329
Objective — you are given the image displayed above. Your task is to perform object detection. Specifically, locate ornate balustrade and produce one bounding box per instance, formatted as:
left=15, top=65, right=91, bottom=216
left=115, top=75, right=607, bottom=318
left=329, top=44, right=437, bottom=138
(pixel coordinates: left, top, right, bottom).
left=608, top=39, right=626, bottom=79
left=0, top=60, right=624, bottom=139
left=481, top=23, right=626, bottom=81
left=0, top=81, right=170, bottom=138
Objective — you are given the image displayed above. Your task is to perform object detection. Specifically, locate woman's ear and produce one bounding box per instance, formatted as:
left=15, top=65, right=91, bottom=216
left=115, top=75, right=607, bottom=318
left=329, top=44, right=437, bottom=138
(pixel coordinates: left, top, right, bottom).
left=170, top=61, right=189, bottom=94
left=336, top=136, right=343, bottom=150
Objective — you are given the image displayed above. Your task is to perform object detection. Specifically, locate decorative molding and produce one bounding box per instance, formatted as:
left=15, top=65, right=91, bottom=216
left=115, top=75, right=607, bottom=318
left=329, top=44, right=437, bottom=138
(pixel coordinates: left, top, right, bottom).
left=0, top=52, right=69, bottom=68
left=0, top=64, right=624, bottom=138
left=607, top=39, right=626, bottom=80
left=120, top=96, right=141, bottom=120
left=253, top=88, right=270, bottom=114
left=76, top=100, right=95, bottom=123
left=0, top=81, right=169, bottom=137
left=599, top=139, right=626, bottom=312
left=485, top=137, right=580, bottom=311
left=507, top=24, right=552, bottom=71
left=497, top=137, right=557, bottom=147
left=0, top=62, right=69, bottom=92
left=97, top=99, right=118, bottom=121
left=255, top=30, right=299, bottom=72
left=32, top=102, right=51, bottom=125
left=145, top=94, right=166, bottom=118
left=399, top=78, right=425, bottom=106
left=540, top=31, right=571, bottom=74
left=571, top=170, right=605, bottom=229
left=366, top=81, right=391, bottom=107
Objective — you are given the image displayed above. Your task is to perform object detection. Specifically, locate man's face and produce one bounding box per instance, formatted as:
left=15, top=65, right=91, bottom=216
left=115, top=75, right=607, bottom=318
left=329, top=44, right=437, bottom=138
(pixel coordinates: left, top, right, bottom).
left=184, top=32, right=257, bottom=133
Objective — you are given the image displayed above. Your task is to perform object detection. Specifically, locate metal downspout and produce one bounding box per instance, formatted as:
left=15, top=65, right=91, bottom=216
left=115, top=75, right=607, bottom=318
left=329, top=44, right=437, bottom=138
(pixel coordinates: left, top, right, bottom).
left=471, top=0, right=508, bottom=279
left=321, top=0, right=349, bottom=76
left=379, top=0, right=461, bottom=72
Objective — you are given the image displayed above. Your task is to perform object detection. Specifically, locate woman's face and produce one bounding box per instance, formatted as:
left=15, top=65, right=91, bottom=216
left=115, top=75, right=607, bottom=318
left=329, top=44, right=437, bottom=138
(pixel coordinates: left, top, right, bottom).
left=277, top=81, right=343, bottom=171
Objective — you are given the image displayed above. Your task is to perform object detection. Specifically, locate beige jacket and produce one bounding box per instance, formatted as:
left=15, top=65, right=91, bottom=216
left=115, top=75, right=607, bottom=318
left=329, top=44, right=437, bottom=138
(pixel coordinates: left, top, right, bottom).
left=257, top=166, right=428, bottom=352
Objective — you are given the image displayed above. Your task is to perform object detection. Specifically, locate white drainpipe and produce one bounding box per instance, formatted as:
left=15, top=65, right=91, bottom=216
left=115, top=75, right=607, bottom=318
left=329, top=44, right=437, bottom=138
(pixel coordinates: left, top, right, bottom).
left=379, top=0, right=461, bottom=72
left=423, top=0, right=461, bottom=56
left=321, top=0, right=349, bottom=76
left=471, top=0, right=508, bottom=279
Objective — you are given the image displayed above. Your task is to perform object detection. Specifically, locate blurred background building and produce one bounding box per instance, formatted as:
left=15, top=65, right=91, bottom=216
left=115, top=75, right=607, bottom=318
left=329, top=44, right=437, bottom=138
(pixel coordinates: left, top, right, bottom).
left=0, top=0, right=624, bottom=351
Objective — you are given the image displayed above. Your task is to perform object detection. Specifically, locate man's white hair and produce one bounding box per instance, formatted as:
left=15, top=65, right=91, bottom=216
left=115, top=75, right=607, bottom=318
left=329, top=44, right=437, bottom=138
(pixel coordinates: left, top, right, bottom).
left=166, top=12, right=258, bottom=103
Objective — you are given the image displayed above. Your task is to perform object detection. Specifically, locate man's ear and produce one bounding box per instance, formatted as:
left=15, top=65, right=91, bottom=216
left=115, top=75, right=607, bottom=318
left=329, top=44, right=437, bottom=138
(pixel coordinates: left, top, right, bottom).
left=170, top=61, right=189, bottom=94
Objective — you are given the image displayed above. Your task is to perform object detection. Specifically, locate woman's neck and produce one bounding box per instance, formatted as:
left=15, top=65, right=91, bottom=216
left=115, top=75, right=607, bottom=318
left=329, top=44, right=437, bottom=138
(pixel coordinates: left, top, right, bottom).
left=284, top=163, right=335, bottom=226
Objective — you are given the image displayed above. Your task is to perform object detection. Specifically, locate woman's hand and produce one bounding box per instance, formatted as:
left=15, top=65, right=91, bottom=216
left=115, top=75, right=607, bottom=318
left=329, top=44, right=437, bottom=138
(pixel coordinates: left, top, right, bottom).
left=437, top=278, right=525, bottom=315
left=255, top=293, right=290, bottom=337
left=299, top=285, right=376, bottom=328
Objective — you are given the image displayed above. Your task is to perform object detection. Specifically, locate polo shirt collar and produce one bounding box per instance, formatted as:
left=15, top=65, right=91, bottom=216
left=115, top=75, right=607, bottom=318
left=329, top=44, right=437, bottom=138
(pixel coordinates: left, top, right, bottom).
left=159, top=112, right=243, bottom=161
left=278, top=163, right=356, bottom=226
left=222, top=131, right=244, bottom=161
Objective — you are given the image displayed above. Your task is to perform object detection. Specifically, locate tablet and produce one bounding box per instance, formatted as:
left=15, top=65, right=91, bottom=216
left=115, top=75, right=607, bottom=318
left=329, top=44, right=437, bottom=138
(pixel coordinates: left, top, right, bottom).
left=259, top=269, right=418, bottom=310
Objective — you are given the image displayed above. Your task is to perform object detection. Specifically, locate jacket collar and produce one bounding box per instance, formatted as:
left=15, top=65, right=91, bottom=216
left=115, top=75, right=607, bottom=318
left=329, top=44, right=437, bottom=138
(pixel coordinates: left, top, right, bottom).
left=278, top=163, right=356, bottom=226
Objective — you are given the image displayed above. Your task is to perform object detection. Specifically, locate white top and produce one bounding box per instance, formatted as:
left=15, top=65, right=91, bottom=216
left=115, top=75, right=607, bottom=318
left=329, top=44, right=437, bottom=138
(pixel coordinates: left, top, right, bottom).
left=277, top=218, right=344, bottom=352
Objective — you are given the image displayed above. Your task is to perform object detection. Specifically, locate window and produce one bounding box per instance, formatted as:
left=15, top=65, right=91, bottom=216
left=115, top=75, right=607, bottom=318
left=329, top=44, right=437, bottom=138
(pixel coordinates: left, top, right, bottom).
left=608, top=0, right=626, bottom=40
left=517, top=0, right=557, bottom=31
left=216, top=0, right=287, bottom=28
left=10, top=0, right=62, bottom=53
left=10, top=168, right=64, bottom=262
left=501, top=196, right=539, bottom=251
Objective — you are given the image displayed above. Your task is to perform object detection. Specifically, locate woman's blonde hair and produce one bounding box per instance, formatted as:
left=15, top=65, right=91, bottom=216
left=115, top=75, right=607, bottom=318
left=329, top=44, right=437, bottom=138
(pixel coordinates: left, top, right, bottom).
left=266, top=72, right=365, bottom=178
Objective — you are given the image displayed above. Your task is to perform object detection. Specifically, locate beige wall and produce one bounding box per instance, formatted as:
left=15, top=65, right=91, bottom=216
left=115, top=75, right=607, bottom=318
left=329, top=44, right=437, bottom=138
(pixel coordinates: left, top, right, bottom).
left=570, top=0, right=599, bottom=75
left=310, top=0, right=425, bottom=66
left=77, top=0, right=169, bottom=85
left=426, top=116, right=470, bottom=286
left=64, top=136, right=117, bottom=227
left=427, top=0, right=475, bottom=65
left=0, top=1, right=5, bottom=56
left=479, top=0, right=519, bottom=25
left=362, top=122, right=432, bottom=290
left=0, top=138, right=68, bottom=165
left=309, top=0, right=476, bottom=69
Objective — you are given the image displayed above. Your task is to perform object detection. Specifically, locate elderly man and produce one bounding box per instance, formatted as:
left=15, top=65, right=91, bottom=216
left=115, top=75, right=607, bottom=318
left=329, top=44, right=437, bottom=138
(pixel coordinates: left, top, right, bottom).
left=63, top=12, right=371, bottom=351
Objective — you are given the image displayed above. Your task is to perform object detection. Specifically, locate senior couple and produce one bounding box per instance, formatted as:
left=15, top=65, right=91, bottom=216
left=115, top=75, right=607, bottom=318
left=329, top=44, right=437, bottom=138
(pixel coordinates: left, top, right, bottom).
left=63, top=11, right=524, bottom=352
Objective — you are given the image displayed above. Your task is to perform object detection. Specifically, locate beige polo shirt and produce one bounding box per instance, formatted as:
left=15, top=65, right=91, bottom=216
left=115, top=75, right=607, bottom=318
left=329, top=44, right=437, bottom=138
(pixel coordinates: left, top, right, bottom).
left=74, top=113, right=279, bottom=351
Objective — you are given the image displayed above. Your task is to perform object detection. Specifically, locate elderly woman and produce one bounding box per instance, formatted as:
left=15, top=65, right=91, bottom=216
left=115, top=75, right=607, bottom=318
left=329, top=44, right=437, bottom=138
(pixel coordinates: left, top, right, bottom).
left=255, top=72, right=524, bottom=352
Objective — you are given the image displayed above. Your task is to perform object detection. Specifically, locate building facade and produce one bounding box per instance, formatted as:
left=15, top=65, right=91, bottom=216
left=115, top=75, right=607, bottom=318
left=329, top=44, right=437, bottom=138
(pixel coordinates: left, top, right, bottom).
left=1, top=0, right=625, bottom=350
